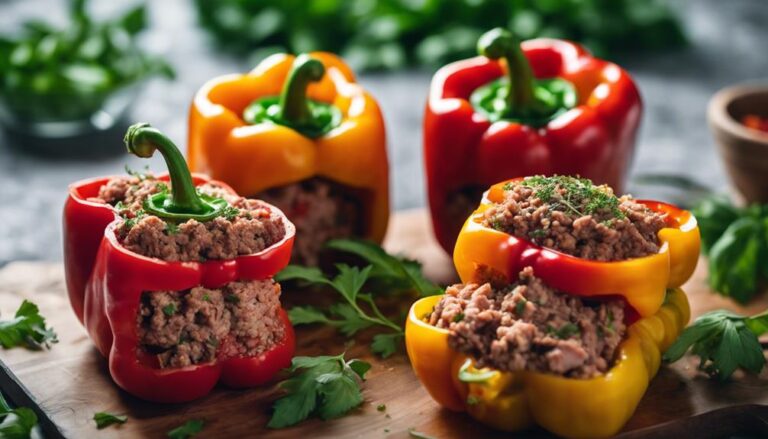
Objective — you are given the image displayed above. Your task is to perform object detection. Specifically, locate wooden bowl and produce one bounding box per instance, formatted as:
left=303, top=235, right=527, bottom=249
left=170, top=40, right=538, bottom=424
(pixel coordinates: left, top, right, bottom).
left=708, top=84, right=768, bottom=203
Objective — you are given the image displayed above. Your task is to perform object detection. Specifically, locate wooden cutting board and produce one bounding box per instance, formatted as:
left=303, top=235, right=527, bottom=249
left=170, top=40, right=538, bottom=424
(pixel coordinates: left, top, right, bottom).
left=1, top=209, right=766, bottom=439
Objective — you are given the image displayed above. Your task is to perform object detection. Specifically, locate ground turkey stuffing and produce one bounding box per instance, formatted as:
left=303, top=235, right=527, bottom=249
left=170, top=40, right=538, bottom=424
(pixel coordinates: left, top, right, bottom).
left=257, top=177, right=362, bottom=265
left=138, top=280, right=285, bottom=368
left=429, top=267, right=626, bottom=378
left=483, top=176, right=668, bottom=261
left=90, top=174, right=285, bottom=262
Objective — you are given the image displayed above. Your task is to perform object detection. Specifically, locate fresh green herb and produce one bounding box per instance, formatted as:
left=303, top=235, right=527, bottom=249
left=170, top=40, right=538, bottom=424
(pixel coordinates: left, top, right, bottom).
left=193, top=0, right=685, bottom=72
left=167, top=419, right=204, bottom=439
left=279, top=239, right=441, bottom=357
left=165, top=222, right=179, bottom=236
left=225, top=294, right=240, bottom=304
left=162, top=304, right=176, bottom=317
left=222, top=206, right=240, bottom=221
left=664, top=309, right=768, bottom=380
left=122, top=209, right=146, bottom=230
left=376, top=404, right=386, bottom=412
left=0, top=0, right=174, bottom=123
left=0, top=391, right=38, bottom=439
left=156, top=182, right=168, bottom=193
left=280, top=265, right=404, bottom=358
left=93, top=412, right=127, bottom=429
left=452, top=312, right=465, bottom=323
left=201, top=294, right=211, bottom=302
left=124, top=165, right=151, bottom=181
left=555, top=323, right=580, bottom=339
left=268, top=353, right=371, bottom=428
left=114, top=201, right=126, bottom=211
left=408, top=428, right=436, bottom=439
left=0, top=300, right=58, bottom=350
left=693, top=197, right=768, bottom=303
left=529, top=229, right=547, bottom=239
left=520, top=175, right=626, bottom=220
left=515, top=299, right=528, bottom=316
left=466, top=395, right=480, bottom=406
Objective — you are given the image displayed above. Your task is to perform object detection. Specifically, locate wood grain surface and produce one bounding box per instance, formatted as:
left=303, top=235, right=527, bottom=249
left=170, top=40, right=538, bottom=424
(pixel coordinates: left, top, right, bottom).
left=0, top=209, right=766, bottom=438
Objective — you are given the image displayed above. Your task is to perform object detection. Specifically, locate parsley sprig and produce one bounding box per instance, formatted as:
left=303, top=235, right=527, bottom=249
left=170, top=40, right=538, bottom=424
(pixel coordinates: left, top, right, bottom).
left=268, top=354, right=371, bottom=428
left=0, top=392, right=38, bottom=439
left=167, top=419, right=204, bottom=439
left=515, top=175, right=626, bottom=221
left=93, top=412, right=127, bottom=429
left=0, top=300, right=58, bottom=350
left=277, top=239, right=442, bottom=358
left=664, top=309, right=768, bottom=380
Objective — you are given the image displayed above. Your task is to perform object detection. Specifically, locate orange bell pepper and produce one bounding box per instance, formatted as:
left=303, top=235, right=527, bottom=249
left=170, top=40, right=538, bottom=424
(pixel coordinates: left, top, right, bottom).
left=188, top=52, right=389, bottom=258
left=453, top=179, right=701, bottom=320
left=406, top=287, right=691, bottom=438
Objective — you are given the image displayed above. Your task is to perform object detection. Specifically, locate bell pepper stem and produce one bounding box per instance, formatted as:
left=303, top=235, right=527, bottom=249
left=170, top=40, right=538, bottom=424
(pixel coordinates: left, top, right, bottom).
left=124, top=122, right=207, bottom=214
left=478, top=28, right=537, bottom=114
left=278, top=54, right=326, bottom=127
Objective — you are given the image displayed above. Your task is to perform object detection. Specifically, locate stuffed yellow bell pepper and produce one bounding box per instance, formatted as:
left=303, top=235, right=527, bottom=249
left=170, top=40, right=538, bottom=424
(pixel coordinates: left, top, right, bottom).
left=188, top=52, right=389, bottom=264
left=405, top=176, right=701, bottom=438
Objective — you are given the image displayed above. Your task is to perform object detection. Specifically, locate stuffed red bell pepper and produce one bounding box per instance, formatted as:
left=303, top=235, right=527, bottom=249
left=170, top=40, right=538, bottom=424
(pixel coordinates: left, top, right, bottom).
left=63, top=123, right=296, bottom=403
left=425, top=28, right=642, bottom=254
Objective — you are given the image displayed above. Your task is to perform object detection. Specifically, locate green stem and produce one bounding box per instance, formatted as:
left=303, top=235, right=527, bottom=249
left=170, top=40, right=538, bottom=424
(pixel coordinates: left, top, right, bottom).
left=278, top=54, right=326, bottom=128
left=477, top=27, right=537, bottom=114
left=358, top=295, right=403, bottom=333
left=124, top=122, right=207, bottom=215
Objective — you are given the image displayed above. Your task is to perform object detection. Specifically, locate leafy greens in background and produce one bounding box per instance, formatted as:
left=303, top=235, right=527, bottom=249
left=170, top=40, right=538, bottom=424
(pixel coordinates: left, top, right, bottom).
left=664, top=309, right=768, bottom=380
left=193, top=0, right=686, bottom=71
left=693, top=197, right=768, bottom=304
left=276, top=239, right=442, bottom=358
left=0, top=0, right=174, bottom=122
left=269, top=354, right=371, bottom=428
left=0, top=391, right=38, bottom=439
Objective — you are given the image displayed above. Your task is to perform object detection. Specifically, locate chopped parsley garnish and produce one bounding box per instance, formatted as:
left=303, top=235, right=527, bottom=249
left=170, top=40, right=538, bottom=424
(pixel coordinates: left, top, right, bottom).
left=515, top=299, right=528, bottom=316
left=165, top=222, right=179, bottom=235
left=93, top=412, right=128, bottom=429
left=225, top=294, right=240, bottom=304
left=201, top=294, right=211, bottom=302
left=167, top=419, right=204, bottom=439
left=466, top=395, right=480, bottom=406
left=554, top=322, right=581, bottom=339
left=222, top=206, right=240, bottom=221
left=518, top=175, right=626, bottom=221
left=529, top=229, right=547, bottom=239
left=452, top=312, right=465, bottom=323
left=0, top=300, right=58, bottom=350
left=162, top=304, right=176, bottom=317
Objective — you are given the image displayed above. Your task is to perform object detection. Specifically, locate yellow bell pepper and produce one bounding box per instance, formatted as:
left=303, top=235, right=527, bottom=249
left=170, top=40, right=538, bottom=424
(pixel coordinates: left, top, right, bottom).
left=188, top=52, right=389, bottom=256
left=453, top=180, right=701, bottom=319
left=405, top=288, right=691, bottom=439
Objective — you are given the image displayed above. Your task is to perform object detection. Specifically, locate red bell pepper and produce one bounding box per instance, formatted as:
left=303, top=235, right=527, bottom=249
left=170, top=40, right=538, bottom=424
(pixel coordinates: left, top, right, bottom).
left=425, top=28, right=642, bottom=253
left=63, top=124, right=296, bottom=402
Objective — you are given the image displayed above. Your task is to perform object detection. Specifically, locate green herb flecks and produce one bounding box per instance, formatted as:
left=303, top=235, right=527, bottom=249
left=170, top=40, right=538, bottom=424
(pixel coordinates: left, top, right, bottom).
left=167, top=419, right=204, bottom=439
left=0, top=300, right=58, bottom=350
left=268, top=354, right=371, bottom=428
left=519, top=175, right=625, bottom=221
left=162, top=304, right=176, bottom=317
left=93, top=412, right=127, bottom=429
left=0, top=392, right=38, bottom=438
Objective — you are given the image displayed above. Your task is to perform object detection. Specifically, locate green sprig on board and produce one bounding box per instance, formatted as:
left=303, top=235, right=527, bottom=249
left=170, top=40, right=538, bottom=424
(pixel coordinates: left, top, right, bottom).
left=664, top=309, right=768, bottom=380
left=0, top=300, right=58, bottom=350
left=277, top=239, right=442, bottom=358
left=0, top=0, right=174, bottom=122
left=193, top=0, right=686, bottom=71
left=167, top=419, right=204, bottom=439
left=93, top=412, right=128, bottom=429
left=268, top=354, right=371, bottom=428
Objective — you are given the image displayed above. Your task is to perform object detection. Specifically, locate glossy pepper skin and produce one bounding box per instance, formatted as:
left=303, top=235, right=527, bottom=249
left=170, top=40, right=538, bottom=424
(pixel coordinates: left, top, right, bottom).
left=454, top=180, right=700, bottom=320
left=406, top=288, right=690, bottom=439
left=425, top=34, right=642, bottom=253
left=188, top=52, right=389, bottom=245
left=64, top=173, right=296, bottom=402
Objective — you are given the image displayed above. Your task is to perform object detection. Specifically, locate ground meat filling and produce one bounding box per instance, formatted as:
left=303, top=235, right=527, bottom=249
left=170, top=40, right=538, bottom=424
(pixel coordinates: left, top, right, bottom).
left=90, top=174, right=286, bottom=262
left=137, top=280, right=285, bottom=369
left=429, top=267, right=626, bottom=378
left=257, top=177, right=363, bottom=266
left=483, top=176, right=667, bottom=261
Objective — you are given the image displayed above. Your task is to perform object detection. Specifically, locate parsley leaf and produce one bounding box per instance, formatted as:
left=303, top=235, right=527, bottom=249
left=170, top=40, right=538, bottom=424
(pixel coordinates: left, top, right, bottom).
left=0, top=392, right=38, bottom=439
left=664, top=310, right=767, bottom=380
left=268, top=354, right=370, bottom=428
left=93, top=412, right=127, bottom=429
left=167, top=419, right=204, bottom=439
left=371, top=333, right=403, bottom=358
left=0, top=300, right=58, bottom=350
